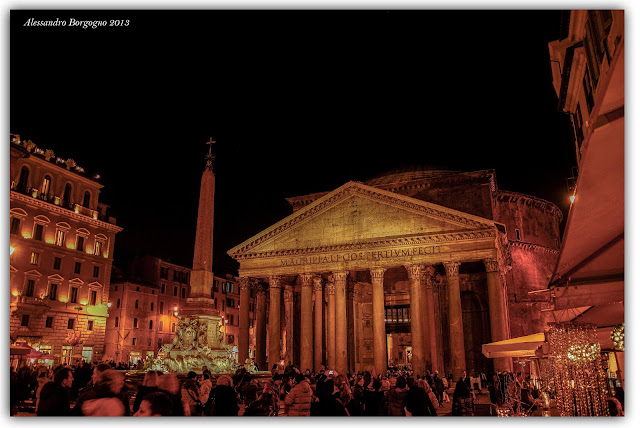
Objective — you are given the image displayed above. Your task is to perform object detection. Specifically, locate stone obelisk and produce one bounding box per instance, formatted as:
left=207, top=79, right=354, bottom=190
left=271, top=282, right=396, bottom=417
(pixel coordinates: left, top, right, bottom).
left=180, top=139, right=220, bottom=325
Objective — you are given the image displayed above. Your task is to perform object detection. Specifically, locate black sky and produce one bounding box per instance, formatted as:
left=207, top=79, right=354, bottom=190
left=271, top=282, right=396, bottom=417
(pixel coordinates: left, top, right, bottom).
left=10, top=10, right=575, bottom=274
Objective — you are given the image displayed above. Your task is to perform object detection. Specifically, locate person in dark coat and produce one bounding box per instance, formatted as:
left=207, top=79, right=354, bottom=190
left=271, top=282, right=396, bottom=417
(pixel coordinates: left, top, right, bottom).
left=387, top=376, right=408, bottom=416
left=310, top=378, right=348, bottom=416
left=363, top=379, right=385, bottom=416
left=37, top=367, right=73, bottom=416
left=405, top=378, right=437, bottom=416
left=73, top=363, right=113, bottom=415
left=212, top=374, right=239, bottom=416
left=433, top=371, right=445, bottom=407
left=452, top=378, right=473, bottom=416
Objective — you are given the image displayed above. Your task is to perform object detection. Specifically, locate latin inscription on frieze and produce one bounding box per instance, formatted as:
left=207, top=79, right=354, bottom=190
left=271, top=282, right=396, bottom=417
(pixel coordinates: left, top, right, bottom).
left=279, top=246, right=441, bottom=267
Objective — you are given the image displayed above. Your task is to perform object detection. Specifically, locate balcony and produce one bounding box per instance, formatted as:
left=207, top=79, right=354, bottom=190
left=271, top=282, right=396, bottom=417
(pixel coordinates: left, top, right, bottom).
left=10, top=185, right=117, bottom=224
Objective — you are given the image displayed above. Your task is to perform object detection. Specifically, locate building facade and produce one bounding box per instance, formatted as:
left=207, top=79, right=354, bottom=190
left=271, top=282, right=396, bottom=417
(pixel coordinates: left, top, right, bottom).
left=229, top=168, right=562, bottom=378
left=9, top=133, right=122, bottom=365
left=103, top=255, right=250, bottom=364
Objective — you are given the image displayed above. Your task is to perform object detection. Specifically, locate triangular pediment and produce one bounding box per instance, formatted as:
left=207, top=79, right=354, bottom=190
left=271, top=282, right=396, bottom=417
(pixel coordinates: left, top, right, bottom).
left=229, top=181, right=498, bottom=257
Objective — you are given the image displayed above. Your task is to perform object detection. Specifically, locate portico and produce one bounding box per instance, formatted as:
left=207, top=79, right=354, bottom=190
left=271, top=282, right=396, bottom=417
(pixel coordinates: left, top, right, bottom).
left=229, top=181, right=512, bottom=378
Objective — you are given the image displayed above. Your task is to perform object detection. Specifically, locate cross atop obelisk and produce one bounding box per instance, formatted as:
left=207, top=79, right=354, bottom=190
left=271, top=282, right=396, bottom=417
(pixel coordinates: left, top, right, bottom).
left=205, top=137, right=216, bottom=169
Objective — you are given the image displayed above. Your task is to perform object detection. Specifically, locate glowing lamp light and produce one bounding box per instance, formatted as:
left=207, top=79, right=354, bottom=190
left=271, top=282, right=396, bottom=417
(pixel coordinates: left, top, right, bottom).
left=174, top=306, right=178, bottom=311
left=67, top=243, right=76, bottom=250
left=570, top=195, right=576, bottom=203
left=93, top=212, right=98, bottom=219
left=60, top=297, right=68, bottom=303
left=611, top=323, right=624, bottom=351
left=86, top=248, right=93, bottom=255
left=174, top=311, right=178, bottom=316
left=45, top=238, right=55, bottom=244
left=107, top=302, right=112, bottom=308
left=22, top=232, right=32, bottom=239
left=12, top=290, right=19, bottom=297
left=80, top=299, right=88, bottom=305
left=74, top=206, right=80, bottom=214
left=10, top=246, right=15, bottom=255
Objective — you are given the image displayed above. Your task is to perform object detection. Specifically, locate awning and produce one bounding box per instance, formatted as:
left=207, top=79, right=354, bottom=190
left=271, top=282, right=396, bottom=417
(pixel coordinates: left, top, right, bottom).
left=482, top=333, right=546, bottom=359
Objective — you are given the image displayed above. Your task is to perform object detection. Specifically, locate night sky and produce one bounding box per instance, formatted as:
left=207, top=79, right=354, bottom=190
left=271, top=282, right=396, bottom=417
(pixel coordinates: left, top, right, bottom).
left=10, top=10, right=575, bottom=275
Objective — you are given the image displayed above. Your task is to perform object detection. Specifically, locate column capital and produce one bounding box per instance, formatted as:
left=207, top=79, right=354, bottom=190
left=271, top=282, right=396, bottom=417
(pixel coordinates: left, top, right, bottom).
left=269, top=275, right=284, bottom=289
left=443, top=261, right=461, bottom=277
left=370, top=267, right=387, bottom=282
left=312, top=276, right=323, bottom=292
left=239, top=277, right=252, bottom=291
left=404, top=264, right=424, bottom=280
left=333, top=271, right=348, bottom=285
left=299, top=273, right=313, bottom=287
left=484, top=259, right=499, bottom=273
left=253, top=281, right=268, bottom=294
left=326, top=283, right=336, bottom=295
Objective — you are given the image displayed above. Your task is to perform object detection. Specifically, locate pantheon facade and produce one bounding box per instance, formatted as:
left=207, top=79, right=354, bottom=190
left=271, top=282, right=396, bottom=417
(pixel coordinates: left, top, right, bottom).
left=228, top=168, right=562, bottom=378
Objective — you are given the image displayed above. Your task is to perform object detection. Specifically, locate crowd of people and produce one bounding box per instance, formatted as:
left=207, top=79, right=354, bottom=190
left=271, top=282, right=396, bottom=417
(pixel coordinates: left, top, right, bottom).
left=11, top=360, right=624, bottom=417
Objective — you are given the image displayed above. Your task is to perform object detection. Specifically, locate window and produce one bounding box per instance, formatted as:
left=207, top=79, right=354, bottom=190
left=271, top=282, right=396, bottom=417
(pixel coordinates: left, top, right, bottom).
left=21, top=314, right=30, bottom=327
left=94, top=240, right=103, bottom=257
left=181, top=288, right=186, bottom=298
left=159, top=301, right=164, bottom=314
left=24, top=279, right=35, bottom=297
left=89, top=290, right=97, bottom=306
left=214, top=298, right=217, bottom=309
left=150, top=302, right=154, bottom=311
left=515, top=229, right=521, bottom=240
left=135, top=300, right=139, bottom=309
left=161, top=283, right=166, bottom=294
left=160, top=267, right=168, bottom=279
left=227, top=298, right=235, bottom=308
left=81, top=346, right=93, bottom=362
left=76, top=235, right=85, bottom=252
left=115, top=317, right=119, bottom=327
left=227, top=335, right=234, bottom=345
left=53, top=257, right=62, bottom=270
left=171, top=323, right=176, bottom=333
left=33, top=223, right=44, bottom=241
left=30, top=252, right=40, bottom=265
left=41, top=175, right=52, bottom=199
left=45, top=316, right=53, bottom=328
left=213, top=280, right=219, bottom=293
left=62, top=183, right=72, bottom=208
left=87, top=320, right=94, bottom=331
left=116, top=298, right=120, bottom=308
left=228, top=314, right=234, bottom=325
left=158, top=338, right=163, bottom=348
left=82, top=191, right=91, bottom=208
left=114, top=285, right=118, bottom=291
left=48, top=283, right=58, bottom=300
left=68, top=318, right=75, bottom=329
left=70, top=287, right=79, bottom=304
left=93, top=266, right=100, bottom=278
left=10, top=217, right=21, bottom=235
left=149, top=320, right=153, bottom=330
left=174, top=287, right=178, bottom=297
left=133, top=318, right=138, bottom=328
left=173, top=270, right=178, bottom=281
left=54, top=229, right=66, bottom=246
left=16, top=166, right=29, bottom=193
left=136, top=286, right=140, bottom=292
left=148, top=338, right=152, bottom=347
left=74, top=261, right=82, bottom=274
left=132, top=337, right=137, bottom=346
left=158, top=321, right=164, bottom=331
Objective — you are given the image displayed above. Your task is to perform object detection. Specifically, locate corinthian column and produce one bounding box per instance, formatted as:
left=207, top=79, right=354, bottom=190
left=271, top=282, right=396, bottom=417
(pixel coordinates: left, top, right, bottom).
left=485, top=259, right=513, bottom=372
left=313, top=276, right=323, bottom=372
left=334, top=271, right=349, bottom=375
left=326, top=278, right=336, bottom=370
left=370, top=267, right=387, bottom=377
left=406, top=264, right=425, bottom=376
left=300, top=274, right=314, bottom=372
left=255, top=283, right=268, bottom=371
left=268, top=276, right=283, bottom=370
left=238, top=277, right=251, bottom=365
left=444, top=261, right=466, bottom=380
left=424, top=266, right=439, bottom=373
left=284, top=284, right=294, bottom=365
